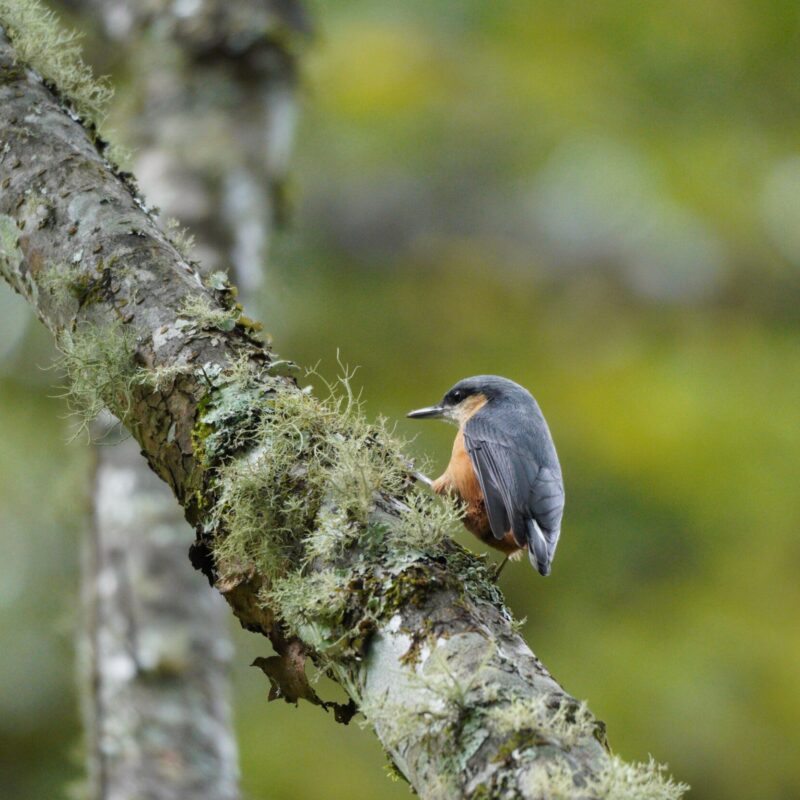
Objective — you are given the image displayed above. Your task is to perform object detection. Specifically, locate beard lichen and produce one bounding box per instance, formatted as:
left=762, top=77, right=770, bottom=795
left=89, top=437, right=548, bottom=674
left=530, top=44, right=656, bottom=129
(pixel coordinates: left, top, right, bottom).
left=178, top=295, right=240, bottom=332
left=54, top=319, right=195, bottom=440
left=164, top=218, right=196, bottom=261
left=0, top=0, right=112, bottom=127
left=522, top=754, right=688, bottom=800
left=178, top=286, right=264, bottom=337
left=55, top=320, right=145, bottom=438
left=486, top=694, right=601, bottom=750
left=209, top=381, right=418, bottom=585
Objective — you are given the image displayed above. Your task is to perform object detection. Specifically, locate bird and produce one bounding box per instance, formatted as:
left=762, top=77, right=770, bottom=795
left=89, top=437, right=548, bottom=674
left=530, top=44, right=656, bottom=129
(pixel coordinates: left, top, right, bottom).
left=407, top=376, right=564, bottom=575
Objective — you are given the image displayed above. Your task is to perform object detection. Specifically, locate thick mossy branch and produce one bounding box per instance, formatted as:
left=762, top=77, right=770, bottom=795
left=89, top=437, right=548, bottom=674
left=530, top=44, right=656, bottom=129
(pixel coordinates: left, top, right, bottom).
left=0, top=0, right=111, bottom=126
left=210, top=376, right=440, bottom=584
left=360, top=645, right=617, bottom=794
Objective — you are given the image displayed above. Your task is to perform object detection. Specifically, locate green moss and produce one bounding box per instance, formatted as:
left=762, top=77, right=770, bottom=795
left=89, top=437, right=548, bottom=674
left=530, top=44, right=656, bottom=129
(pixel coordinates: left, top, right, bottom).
left=192, top=417, right=215, bottom=465
left=0, top=0, right=112, bottom=126
left=237, top=314, right=264, bottom=334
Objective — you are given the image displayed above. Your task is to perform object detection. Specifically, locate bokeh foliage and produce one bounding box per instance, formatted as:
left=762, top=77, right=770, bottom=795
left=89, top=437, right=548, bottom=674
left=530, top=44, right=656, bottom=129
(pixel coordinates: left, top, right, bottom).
left=1, top=1, right=799, bottom=799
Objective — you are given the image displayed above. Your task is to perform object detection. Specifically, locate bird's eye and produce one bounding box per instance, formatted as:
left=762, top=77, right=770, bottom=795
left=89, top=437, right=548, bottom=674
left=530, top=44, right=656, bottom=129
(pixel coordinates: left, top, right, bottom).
left=451, top=390, right=463, bottom=403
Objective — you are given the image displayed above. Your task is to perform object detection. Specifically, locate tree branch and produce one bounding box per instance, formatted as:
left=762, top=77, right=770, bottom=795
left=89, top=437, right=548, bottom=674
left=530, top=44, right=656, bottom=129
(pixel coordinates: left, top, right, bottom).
left=0, top=19, right=686, bottom=800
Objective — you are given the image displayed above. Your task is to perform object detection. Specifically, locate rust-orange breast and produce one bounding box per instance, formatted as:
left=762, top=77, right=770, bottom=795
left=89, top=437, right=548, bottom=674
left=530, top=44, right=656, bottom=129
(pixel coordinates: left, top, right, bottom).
left=432, top=416, right=522, bottom=555
left=441, top=427, right=484, bottom=507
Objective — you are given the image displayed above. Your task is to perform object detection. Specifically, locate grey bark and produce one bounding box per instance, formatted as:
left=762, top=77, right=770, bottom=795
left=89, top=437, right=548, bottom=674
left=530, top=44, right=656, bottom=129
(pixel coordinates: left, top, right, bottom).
left=71, top=2, right=308, bottom=797
left=0, top=25, right=685, bottom=800
left=91, top=0, right=310, bottom=286
left=83, top=429, right=238, bottom=800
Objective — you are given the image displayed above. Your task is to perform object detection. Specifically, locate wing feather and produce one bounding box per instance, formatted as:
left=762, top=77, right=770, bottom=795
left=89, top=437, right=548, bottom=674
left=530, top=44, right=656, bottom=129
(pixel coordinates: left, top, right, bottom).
left=467, top=441, right=510, bottom=540
left=464, top=411, right=564, bottom=574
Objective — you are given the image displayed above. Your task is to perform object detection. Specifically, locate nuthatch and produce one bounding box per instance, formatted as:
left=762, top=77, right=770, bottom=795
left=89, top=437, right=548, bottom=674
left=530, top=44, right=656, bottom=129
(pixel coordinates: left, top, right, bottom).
left=408, top=376, right=564, bottom=575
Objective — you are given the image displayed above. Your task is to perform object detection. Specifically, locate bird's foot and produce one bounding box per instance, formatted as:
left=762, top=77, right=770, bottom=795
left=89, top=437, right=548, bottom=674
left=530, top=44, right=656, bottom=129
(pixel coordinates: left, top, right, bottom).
left=493, top=555, right=511, bottom=581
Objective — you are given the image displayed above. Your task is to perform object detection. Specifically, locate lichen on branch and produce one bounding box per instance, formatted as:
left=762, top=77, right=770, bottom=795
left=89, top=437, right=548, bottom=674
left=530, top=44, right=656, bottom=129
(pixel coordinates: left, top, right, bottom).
left=0, top=0, right=111, bottom=126
left=55, top=320, right=145, bottom=437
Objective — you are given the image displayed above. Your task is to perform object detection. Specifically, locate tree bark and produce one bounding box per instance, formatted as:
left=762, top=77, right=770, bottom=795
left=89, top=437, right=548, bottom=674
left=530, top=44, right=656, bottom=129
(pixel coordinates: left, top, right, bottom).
left=82, top=428, right=238, bottom=800
left=0, top=21, right=686, bottom=800
left=83, top=0, right=310, bottom=287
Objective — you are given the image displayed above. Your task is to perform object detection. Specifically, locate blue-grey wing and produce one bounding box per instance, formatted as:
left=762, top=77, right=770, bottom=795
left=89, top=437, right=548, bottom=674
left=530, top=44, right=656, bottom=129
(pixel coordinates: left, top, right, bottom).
left=464, top=410, right=564, bottom=575
left=464, top=438, right=511, bottom=540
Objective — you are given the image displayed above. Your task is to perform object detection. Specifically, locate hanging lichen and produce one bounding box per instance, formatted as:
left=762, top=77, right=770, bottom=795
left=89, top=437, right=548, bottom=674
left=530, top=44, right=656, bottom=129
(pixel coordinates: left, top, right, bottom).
left=0, top=0, right=112, bottom=126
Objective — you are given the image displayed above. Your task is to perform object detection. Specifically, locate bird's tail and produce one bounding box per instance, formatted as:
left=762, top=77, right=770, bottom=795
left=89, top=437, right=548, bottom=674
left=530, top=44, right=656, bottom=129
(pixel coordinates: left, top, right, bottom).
left=526, top=518, right=551, bottom=576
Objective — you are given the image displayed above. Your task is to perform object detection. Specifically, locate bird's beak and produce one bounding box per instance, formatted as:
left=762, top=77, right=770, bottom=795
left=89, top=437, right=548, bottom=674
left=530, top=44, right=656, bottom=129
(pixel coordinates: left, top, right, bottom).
left=406, top=405, right=445, bottom=420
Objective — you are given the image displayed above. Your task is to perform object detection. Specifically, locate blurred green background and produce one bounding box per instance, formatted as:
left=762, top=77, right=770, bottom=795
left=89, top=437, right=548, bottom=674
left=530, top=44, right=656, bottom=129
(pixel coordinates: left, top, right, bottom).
left=1, top=1, right=799, bottom=798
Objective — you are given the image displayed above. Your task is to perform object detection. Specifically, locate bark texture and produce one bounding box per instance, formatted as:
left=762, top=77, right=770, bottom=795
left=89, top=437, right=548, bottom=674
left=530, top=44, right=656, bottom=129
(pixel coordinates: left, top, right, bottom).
left=92, top=0, right=310, bottom=287
left=83, top=430, right=238, bottom=800
left=0, top=22, right=685, bottom=800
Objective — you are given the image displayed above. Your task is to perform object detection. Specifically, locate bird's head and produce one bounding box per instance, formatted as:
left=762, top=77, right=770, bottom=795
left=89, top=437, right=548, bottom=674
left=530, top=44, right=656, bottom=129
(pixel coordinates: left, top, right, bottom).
left=407, top=375, right=525, bottom=426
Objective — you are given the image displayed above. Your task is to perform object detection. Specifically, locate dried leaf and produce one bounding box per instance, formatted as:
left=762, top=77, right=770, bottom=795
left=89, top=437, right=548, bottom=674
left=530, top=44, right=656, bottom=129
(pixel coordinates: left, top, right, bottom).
left=252, top=640, right=323, bottom=707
